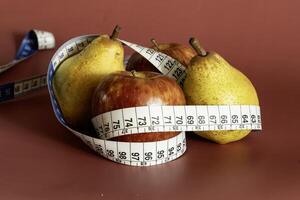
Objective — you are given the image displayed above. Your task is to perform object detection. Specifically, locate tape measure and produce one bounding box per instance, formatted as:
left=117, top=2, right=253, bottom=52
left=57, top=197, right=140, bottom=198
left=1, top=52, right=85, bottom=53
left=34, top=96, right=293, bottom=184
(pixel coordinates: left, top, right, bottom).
left=0, top=30, right=262, bottom=167
left=0, top=30, right=54, bottom=102
left=120, top=40, right=187, bottom=86
left=91, top=105, right=261, bottom=140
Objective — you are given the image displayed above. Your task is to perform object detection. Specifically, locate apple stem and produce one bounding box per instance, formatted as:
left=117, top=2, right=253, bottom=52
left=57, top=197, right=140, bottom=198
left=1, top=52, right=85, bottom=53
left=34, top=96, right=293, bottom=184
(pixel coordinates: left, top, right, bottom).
left=110, top=25, right=121, bottom=40
left=189, top=37, right=207, bottom=57
left=150, top=38, right=160, bottom=51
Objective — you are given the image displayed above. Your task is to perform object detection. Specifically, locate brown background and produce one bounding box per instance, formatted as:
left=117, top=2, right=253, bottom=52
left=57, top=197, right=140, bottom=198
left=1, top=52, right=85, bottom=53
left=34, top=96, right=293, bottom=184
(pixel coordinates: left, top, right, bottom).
left=0, top=0, right=300, bottom=199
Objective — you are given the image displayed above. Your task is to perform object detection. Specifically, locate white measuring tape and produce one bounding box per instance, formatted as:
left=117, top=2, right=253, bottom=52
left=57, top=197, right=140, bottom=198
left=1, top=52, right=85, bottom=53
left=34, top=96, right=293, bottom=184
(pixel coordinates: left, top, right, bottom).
left=91, top=105, right=261, bottom=140
left=0, top=30, right=262, bottom=167
left=120, top=40, right=187, bottom=86
left=0, top=30, right=54, bottom=102
left=47, top=34, right=262, bottom=166
left=0, top=30, right=55, bottom=74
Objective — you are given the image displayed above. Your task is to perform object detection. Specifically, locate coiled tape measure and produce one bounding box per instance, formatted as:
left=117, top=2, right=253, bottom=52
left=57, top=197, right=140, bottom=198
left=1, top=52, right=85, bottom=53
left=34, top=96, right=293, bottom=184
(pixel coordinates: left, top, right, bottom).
left=0, top=30, right=54, bottom=101
left=0, top=30, right=262, bottom=166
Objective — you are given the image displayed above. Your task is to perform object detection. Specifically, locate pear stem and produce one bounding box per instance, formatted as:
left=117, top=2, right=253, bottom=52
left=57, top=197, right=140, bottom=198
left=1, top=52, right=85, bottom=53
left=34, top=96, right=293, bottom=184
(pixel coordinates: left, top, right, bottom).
left=189, top=37, right=207, bottom=57
left=110, top=25, right=121, bottom=40
left=150, top=38, right=160, bottom=50
left=131, top=70, right=137, bottom=77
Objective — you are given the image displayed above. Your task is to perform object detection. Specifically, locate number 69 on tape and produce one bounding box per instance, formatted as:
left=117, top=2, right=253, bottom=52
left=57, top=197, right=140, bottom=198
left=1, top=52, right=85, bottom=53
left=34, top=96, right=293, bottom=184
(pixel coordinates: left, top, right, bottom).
left=91, top=105, right=261, bottom=140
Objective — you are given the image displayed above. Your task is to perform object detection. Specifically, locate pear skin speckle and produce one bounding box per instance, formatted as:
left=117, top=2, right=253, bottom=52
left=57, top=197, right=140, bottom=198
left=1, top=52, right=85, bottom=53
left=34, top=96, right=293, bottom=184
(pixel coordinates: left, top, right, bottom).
left=183, top=52, right=259, bottom=144
left=53, top=35, right=125, bottom=129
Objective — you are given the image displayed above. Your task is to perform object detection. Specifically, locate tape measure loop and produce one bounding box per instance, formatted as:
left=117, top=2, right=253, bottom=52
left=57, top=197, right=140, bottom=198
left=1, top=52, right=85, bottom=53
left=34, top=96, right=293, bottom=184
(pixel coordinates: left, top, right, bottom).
left=0, top=31, right=262, bottom=166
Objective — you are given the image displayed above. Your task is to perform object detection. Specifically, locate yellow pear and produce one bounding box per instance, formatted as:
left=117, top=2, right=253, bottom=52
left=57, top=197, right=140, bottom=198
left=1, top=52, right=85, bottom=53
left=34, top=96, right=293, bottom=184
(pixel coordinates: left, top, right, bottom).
left=183, top=38, right=259, bottom=144
left=53, top=26, right=125, bottom=129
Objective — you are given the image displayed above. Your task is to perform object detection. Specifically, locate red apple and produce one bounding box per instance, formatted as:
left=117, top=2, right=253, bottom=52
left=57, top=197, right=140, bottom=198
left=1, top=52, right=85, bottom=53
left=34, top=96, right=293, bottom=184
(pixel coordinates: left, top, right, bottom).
left=91, top=71, right=186, bottom=142
left=126, top=39, right=196, bottom=72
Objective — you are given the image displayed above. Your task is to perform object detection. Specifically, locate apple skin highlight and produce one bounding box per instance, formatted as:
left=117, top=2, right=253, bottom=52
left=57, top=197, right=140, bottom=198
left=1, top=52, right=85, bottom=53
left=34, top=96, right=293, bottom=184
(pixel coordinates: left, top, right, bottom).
left=91, top=71, right=186, bottom=142
left=126, top=43, right=196, bottom=72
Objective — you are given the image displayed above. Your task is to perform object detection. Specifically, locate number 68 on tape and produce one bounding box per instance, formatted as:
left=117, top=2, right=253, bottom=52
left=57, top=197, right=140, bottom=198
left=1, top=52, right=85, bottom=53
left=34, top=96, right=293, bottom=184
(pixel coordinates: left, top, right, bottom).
left=46, top=34, right=262, bottom=166
left=91, top=105, right=261, bottom=140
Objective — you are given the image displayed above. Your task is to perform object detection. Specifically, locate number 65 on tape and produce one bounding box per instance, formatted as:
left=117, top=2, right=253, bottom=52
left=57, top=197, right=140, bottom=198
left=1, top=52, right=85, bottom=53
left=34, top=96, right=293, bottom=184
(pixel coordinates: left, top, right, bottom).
left=46, top=34, right=262, bottom=166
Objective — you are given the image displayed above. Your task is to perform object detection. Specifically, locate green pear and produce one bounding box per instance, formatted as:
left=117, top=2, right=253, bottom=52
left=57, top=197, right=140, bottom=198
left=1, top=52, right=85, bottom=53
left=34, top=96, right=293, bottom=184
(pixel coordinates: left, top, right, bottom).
left=183, top=38, right=259, bottom=144
left=53, top=26, right=125, bottom=129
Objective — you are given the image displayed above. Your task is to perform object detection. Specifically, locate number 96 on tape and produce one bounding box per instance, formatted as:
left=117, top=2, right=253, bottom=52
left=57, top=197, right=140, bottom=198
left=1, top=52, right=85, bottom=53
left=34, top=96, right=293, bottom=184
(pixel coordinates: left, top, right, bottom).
left=80, top=132, right=186, bottom=166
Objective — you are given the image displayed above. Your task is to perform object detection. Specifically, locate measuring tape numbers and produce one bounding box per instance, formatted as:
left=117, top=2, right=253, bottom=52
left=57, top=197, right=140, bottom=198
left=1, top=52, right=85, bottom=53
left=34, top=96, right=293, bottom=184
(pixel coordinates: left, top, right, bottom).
left=47, top=35, right=188, bottom=166
left=120, top=40, right=187, bottom=86
left=0, top=31, right=262, bottom=166
left=91, top=105, right=261, bottom=140
left=47, top=35, right=262, bottom=166
left=0, top=30, right=55, bottom=103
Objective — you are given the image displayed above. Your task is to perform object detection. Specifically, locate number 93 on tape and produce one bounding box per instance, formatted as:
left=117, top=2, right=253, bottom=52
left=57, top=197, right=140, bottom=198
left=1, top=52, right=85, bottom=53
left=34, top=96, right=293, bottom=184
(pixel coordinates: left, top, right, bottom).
left=47, top=34, right=262, bottom=167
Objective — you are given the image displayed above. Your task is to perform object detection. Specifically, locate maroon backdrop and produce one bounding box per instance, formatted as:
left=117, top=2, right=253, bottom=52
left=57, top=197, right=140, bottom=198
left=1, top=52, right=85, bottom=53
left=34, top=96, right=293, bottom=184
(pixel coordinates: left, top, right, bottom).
left=0, top=0, right=300, bottom=199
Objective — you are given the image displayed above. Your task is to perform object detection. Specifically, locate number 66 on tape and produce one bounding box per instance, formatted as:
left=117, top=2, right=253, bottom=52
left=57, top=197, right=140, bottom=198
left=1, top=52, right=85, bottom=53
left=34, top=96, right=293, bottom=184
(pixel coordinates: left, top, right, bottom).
left=47, top=34, right=262, bottom=166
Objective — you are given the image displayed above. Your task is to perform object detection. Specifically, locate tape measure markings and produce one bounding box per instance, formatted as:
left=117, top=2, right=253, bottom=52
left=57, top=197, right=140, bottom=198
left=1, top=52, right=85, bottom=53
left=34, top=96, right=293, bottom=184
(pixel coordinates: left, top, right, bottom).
left=15, top=74, right=47, bottom=96
left=91, top=105, right=261, bottom=140
left=0, top=32, right=261, bottom=166
left=50, top=35, right=98, bottom=71
left=119, top=39, right=187, bottom=86
left=34, top=30, right=55, bottom=50
left=76, top=127, right=186, bottom=166
left=0, top=30, right=55, bottom=103
left=0, top=74, right=47, bottom=103
left=0, top=30, right=55, bottom=74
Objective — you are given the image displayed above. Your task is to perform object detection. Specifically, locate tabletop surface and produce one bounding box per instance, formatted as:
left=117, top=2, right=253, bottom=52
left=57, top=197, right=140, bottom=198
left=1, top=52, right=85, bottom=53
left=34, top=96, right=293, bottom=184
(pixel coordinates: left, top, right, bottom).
left=1, top=0, right=300, bottom=199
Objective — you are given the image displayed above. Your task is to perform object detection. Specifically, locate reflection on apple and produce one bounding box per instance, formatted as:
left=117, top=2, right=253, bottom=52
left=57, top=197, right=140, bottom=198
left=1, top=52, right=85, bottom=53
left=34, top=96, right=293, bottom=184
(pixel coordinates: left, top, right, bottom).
left=91, top=71, right=186, bottom=142
left=126, top=39, right=196, bottom=72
